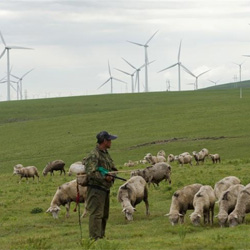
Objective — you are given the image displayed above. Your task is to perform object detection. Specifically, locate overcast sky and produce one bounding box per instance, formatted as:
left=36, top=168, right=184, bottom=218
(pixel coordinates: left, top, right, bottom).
left=0, top=0, right=250, bottom=101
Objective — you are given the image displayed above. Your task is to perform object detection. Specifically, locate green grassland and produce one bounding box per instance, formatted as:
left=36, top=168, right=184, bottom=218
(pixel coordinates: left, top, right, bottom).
left=0, top=88, right=250, bottom=250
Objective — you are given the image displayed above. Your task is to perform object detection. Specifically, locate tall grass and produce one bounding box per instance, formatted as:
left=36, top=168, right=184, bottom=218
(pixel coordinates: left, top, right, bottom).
left=0, top=88, right=250, bottom=249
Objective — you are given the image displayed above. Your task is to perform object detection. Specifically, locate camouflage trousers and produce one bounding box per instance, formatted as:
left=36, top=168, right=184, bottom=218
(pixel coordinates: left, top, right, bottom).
left=86, top=185, right=110, bottom=240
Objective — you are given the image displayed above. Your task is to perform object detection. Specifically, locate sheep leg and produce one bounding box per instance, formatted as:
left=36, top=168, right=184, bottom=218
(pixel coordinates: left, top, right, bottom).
left=143, top=189, right=150, bottom=216
left=65, top=203, right=70, bottom=218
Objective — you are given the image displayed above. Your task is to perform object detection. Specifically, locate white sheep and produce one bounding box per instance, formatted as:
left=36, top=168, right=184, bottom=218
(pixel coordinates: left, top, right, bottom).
left=124, top=160, right=138, bottom=167
left=176, top=154, right=193, bottom=166
left=117, top=176, right=149, bottom=221
left=144, top=153, right=166, bottom=165
left=190, top=185, right=216, bottom=226
left=192, top=150, right=206, bottom=165
left=46, top=179, right=87, bottom=219
left=157, top=150, right=166, bottom=157
left=214, top=176, right=241, bottom=200
left=228, top=183, right=250, bottom=227
left=209, top=154, right=221, bottom=164
left=216, top=184, right=244, bottom=227
left=167, top=154, right=175, bottom=163
left=165, top=183, right=203, bottom=225
left=13, top=165, right=39, bottom=183
left=68, top=161, right=85, bottom=176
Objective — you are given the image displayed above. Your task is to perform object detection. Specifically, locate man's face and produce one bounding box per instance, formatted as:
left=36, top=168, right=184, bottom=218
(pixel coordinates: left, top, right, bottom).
left=104, top=139, right=112, bottom=149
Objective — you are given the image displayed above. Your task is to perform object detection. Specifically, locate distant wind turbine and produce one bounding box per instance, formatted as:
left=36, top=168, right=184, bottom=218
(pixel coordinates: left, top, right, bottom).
left=10, top=68, right=34, bottom=100
left=209, top=79, right=221, bottom=86
left=0, top=30, right=33, bottom=101
left=127, top=30, right=158, bottom=92
left=97, top=61, right=127, bottom=94
left=233, top=61, right=244, bottom=82
left=183, top=68, right=211, bottom=90
left=114, top=67, right=136, bottom=93
left=158, top=40, right=193, bottom=91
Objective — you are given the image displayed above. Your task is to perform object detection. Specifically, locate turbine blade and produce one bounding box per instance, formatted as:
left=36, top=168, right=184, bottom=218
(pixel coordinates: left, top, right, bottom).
left=178, top=40, right=182, bottom=62
left=197, top=69, right=211, bottom=77
left=114, top=68, right=130, bottom=76
left=7, top=46, right=33, bottom=50
left=113, top=77, right=127, bottom=84
left=22, top=68, right=34, bottom=78
left=97, top=78, right=111, bottom=89
left=181, top=64, right=195, bottom=77
left=158, top=63, right=178, bottom=73
left=145, top=30, right=159, bottom=45
left=127, top=40, right=144, bottom=47
left=0, top=48, right=6, bottom=59
left=0, top=31, right=6, bottom=46
left=242, top=55, right=250, bottom=57
left=108, top=61, right=111, bottom=76
left=122, top=57, right=136, bottom=69
left=10, top=73, right=20, bottom=80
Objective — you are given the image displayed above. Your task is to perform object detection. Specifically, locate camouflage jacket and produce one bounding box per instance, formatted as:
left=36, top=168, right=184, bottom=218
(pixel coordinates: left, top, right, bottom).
left=85, top=146, right=117, bottom=190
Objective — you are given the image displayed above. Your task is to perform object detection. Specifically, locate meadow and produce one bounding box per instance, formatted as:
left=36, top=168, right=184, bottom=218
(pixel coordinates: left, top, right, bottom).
left=0, top=88, right=250, bottom=250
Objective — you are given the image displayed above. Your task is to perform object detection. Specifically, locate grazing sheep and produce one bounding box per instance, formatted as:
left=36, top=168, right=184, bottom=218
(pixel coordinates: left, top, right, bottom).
left=201, top=148, right=209, bottom=157
left=209, top=154, right=221, bottom=164
left=167, top=154, right=175, bottom=163
left=144, top=153, right=166, bottom=165
left=216, top=184, right=244, bottom=227
left=117, top=176, right=149, bottom=221
left=43, top=160, right=66, bottom=176
left=46, top=179, right=87, bottom=219
left=124, top=160, right=138, bottom=167
left=192, top=150, right=206, bottom=165
left=214, top=176, right=241, bottom=200
left=176, top=154, right=193, bottom=166
left=190, top=185, right=216, bottom=226
left=131, top=162, right=171, bottom=187
left=13, top=165, right=39, bottom=182
left=68, top=161, right=85, bottom=176
left=228, top=183, right=250, bottom=227
left=165, top=183, right=203, bottom=225
left=157, top=150, right=166, bottom=157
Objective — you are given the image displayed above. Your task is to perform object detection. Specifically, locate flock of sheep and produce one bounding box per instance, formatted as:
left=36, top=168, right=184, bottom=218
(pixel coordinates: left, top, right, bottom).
left=12, top=147, right=250, bottom=228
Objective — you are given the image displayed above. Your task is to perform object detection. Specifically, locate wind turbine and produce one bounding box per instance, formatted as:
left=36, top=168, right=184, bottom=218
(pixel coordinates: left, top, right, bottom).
left=158, top=40, right=192, bottom=91
left=233, top=61, right=244, bottom=82
left=114, top=67, right=136, bottom=93
left=209, top=79, right=220, bottom=86
left=10, top=68, right=34, bottom=100
left=127, top=30, right=158, bottom=92
left=183, top=68, right=211, bottom=90
left=0, top=30, right=33, bottom=101
left=97, top=61, right=127, bottom=94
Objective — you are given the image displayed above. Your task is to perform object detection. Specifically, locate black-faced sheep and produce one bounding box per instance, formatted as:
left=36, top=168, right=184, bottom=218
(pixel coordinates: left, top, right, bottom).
left=209, top=154, right=221, bottom=164
left=228, top=183, right=250, bottom=227
left=13, top=165, right=39, bottom=183
left=165, top=183, right=203, bottom=225
left=46, top=179, right=87, bottom=219
left=190, top=185, right=216, bottom=226
left=43, top=160, right=66, bottom=176
left=216, top=184, right=244, bottom=227
left=117, top=176, right=149, bottom=221
left=214, top=176, right=241, bottom=200
left=68, top=161, right=85, bottom=176
left=131, top=162, right=171, bottom=187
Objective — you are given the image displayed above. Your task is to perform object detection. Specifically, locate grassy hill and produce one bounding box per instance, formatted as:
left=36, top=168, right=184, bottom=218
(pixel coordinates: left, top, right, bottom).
left=0, top=89, right=250, bottom=250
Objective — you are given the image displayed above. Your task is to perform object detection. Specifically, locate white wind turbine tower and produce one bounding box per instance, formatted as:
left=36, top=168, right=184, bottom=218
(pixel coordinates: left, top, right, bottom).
left=114, top=67, right=136, bottom=93
left=97, top=61, right=127, bottom=94
left=0, top=31, right=33, bottom=101
left=183, top=68, right=211, bottom=90
left=158, top=40, right=192, bottom=91
left=127, top=30, right=158, bottom=92
left=10, top=68, right=34, bottom=100
left=233, top=61, right=244, bottom=82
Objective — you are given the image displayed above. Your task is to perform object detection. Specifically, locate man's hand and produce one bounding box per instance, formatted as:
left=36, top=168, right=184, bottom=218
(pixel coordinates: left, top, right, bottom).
left=105, top=174, right=114, bottom=183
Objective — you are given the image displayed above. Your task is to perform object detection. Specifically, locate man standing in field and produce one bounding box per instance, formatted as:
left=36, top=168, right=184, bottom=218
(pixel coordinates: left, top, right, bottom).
left=85, top=131, right=118, bottom=240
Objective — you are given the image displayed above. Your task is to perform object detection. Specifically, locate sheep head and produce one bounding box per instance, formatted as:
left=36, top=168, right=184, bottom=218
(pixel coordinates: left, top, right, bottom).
left=190, top=212, right=201, bottom=226
left=122, top=206, right=136, bottom=221
left=46, top=205, right=61, bottom=219
left=165, top=212, right=183, bottom=226
left=216, top=211, right=228, bottom=227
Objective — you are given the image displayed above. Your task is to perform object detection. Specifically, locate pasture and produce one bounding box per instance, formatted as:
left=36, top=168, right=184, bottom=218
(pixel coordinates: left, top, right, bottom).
left=0, top=88, right=250, bottom=250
